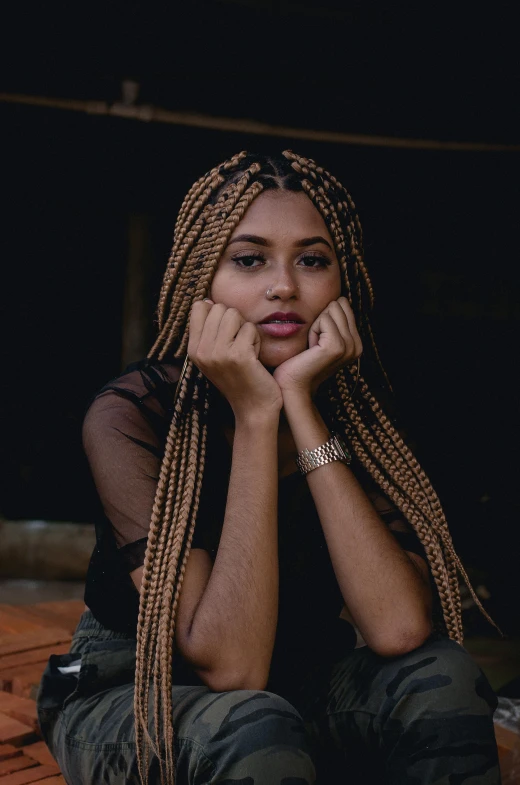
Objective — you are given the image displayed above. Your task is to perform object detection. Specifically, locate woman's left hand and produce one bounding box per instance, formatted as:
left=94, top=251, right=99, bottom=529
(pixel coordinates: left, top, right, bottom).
left=273, top=296, right=363, bottom=399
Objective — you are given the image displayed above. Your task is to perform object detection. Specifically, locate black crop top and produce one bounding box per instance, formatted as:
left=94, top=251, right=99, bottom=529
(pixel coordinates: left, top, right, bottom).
left=83, top=359, right=427, bottom=699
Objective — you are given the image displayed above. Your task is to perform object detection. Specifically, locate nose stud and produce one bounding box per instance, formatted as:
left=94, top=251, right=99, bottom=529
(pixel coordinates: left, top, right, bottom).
left=265, top=285, right=299, bottom=300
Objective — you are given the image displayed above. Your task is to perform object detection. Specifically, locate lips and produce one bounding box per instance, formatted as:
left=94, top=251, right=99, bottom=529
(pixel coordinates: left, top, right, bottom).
left=259, top=311, right=305, bottom=324
left=259, top=323, right=303, bottom=337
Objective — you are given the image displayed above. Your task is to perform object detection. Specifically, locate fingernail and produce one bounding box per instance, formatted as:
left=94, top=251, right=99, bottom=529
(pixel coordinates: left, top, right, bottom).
left=203, top=298, right=214, bottom=304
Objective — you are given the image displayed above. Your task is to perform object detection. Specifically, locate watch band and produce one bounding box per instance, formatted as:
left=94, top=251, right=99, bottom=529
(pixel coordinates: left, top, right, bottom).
left=296, top=433, right=352, bottom=476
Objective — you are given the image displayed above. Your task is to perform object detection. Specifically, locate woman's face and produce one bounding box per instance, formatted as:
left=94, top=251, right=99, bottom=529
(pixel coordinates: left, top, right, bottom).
left=209, top=190, right=342, bottom=368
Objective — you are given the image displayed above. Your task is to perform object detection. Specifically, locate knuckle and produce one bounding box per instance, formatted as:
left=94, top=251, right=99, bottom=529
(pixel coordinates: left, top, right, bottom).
left=226, top=307, right=243, bottom=324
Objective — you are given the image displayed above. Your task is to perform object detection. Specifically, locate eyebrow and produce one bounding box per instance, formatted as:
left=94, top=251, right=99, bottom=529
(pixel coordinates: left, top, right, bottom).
left=227, top=233, right=333, bottom=251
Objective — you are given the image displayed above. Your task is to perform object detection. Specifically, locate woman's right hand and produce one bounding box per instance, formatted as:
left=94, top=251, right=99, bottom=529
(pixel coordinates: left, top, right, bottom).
left=188, top=300, right=283, bottom=420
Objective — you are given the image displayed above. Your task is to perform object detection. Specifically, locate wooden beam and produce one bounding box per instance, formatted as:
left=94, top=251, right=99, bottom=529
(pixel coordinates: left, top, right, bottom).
left=1, top=92, right=519, bottom=152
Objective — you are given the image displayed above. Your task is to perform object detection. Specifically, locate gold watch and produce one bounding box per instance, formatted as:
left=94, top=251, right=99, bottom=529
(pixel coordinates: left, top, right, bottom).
left=296, top=433, right=352, bottom=476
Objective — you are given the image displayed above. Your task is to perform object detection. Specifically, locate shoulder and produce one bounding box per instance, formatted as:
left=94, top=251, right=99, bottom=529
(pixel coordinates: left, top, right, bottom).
left=83, top=358, right=183, bottom=450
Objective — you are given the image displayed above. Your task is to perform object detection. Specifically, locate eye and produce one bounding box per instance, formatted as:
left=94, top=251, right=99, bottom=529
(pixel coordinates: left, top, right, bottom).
left=298, top=253, right=331, bottom=268
left=229, top=251, right=331, bottom=270
left=231, top=252, right=265, bottom=269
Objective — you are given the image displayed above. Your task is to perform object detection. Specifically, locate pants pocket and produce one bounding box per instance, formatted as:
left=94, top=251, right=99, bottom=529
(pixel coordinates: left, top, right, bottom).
left=37, top=650, right=89, bottom=748
left=70, top=638, right=137, bottom=698
left=37, top=638, right=136, bottom=737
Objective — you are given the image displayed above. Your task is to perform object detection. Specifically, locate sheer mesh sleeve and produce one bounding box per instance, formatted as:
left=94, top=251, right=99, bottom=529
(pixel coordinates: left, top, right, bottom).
left=83, top=389, right=163, bottom=549
left=82, top=360, right=213, bottom=573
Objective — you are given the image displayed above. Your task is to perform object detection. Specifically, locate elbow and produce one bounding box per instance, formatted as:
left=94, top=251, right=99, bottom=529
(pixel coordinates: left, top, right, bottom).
left=178, top=633, right=270, bottom=692
left=369, top=618, right=433, bottom=659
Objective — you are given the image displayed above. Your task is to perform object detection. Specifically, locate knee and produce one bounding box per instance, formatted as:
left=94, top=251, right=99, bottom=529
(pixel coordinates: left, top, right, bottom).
left=372, top=638, right=500, bottom=778
left=382, top=636, right=497, bottom=721
left=217, top=689, right=307, bottom=746
left=201, top=690, right=315, bottom=784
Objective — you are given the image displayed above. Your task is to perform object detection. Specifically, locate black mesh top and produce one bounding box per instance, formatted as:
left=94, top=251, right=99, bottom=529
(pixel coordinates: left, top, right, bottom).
left=82, top=359, right=427, bottom=698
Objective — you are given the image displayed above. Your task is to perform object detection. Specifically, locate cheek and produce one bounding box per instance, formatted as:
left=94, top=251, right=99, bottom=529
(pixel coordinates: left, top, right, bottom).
left=309, top=262, right=342, bottom=298
left=331, top=268, right=343, bottom=298
left=209, top=274, right=255, bottom=311
left=208, top=268, right=232, bottom=303
left=308, top=274, right=342, bottom=311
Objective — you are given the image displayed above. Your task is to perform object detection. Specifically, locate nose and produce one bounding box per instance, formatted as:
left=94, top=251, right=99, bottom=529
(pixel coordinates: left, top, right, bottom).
left=265, top=267, right=299, bottom=300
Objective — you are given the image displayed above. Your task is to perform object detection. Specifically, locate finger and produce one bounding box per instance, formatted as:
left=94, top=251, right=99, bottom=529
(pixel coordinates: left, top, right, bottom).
left=308, top=310, right=328, bottom=349
left=326, top=300, right=359, bottom=357
left=326, top=300, right=351, bottom=337
left=335, top=296, right=363, bottom=357
left=193, top=302, right=228, bottom=356
left=216, top=307, right=246, bottom=346
left=308, top=312, right=345, bottom=355
left=232, top=321, right=261, bottom=357
left=308, top=315, right=321, bottom=349
left=187, top=300, right=213, bottom=357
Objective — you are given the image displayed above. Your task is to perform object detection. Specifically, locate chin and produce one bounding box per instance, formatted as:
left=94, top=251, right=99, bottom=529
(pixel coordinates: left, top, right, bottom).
left=259, top=339, right=306, bottom=369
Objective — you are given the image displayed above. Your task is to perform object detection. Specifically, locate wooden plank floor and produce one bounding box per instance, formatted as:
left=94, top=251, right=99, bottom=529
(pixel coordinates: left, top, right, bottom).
left=0, top=600, right=518, bottom=784
left=0, top=600, right=83, bottom=784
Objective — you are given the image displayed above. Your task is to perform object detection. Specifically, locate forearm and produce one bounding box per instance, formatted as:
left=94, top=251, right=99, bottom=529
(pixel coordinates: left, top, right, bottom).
left=187, top=413, right=280, bottom=687
left=283, top=392, right=432, bottom=656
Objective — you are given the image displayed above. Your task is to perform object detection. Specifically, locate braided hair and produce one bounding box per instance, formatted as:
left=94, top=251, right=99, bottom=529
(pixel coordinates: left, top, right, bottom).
left=135, top=150, right=494, bottom=785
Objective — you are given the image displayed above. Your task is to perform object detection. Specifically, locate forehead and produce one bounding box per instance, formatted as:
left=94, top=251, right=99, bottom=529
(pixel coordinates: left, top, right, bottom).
left=228, top=190, right=333, bottom=244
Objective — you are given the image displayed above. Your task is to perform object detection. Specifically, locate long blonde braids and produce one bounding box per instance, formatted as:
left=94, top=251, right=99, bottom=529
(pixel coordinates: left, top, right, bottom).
left=134, top=150, right=495, bottom=785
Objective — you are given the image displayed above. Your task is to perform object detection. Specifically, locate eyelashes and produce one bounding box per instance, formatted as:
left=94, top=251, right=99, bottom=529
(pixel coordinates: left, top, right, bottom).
left=230, top=252, right=331, bottom=270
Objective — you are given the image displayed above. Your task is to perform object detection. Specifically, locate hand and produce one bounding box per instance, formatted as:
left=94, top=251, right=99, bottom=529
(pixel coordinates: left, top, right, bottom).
left=273, top=296, right=362, bottom=399
left=188, top=299, right=283, bottom=420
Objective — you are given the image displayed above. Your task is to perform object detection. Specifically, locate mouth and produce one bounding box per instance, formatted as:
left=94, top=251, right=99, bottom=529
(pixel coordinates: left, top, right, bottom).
left=259, top=311, right=305, bottom=324
left=258, top=322, right=304, bottom=337
left=257, top=311, right=306, bottom=338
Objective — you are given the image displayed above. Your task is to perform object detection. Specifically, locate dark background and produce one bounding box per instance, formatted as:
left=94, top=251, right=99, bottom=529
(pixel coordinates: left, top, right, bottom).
left=1, top=1, right=518, bottom=632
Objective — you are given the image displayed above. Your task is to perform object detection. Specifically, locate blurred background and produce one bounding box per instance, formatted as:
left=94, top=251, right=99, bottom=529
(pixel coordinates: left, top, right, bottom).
left=0, top=1, right=518, bottom=674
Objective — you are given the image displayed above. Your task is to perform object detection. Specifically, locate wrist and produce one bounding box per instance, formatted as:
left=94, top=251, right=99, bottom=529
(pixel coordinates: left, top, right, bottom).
left=280, top=386, right=314, bottom=411
left=283, top=398, right=330, bottom=453
left=233, top=407, right=281, bottom=431
left=296, top=433, right=352, bottom=475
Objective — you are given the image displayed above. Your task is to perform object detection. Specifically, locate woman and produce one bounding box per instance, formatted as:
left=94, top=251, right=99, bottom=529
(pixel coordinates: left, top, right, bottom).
left=37, top=151, right=500, bottom=785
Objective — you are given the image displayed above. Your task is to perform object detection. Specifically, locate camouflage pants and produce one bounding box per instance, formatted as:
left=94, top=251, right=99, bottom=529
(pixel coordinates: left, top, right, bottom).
left=37, top=610, right=500, bottom=784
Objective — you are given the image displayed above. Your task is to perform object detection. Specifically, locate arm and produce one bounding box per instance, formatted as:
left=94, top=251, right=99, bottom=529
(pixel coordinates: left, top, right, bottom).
left=172, top=300, right=284, bottom=691
left=130, top=413, right=280, bottom=692
left=175, top=412, right=280, bottom=691
left=283, top=391, right=432, bottom=657
left=83, top=355, right=280, bottom=691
